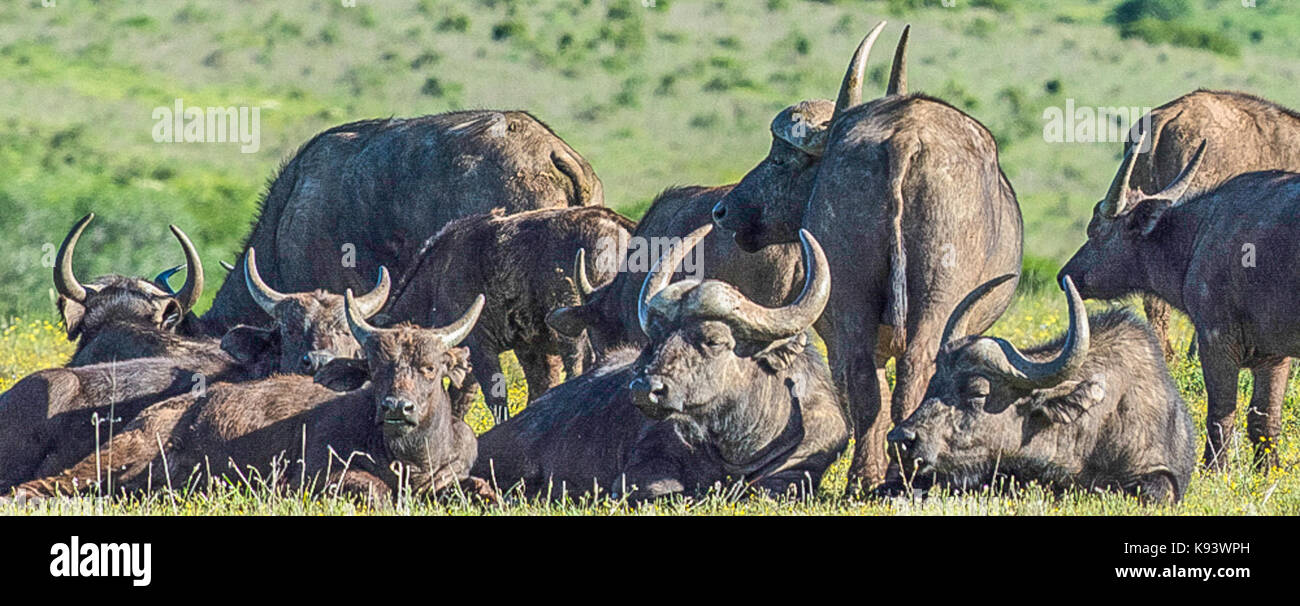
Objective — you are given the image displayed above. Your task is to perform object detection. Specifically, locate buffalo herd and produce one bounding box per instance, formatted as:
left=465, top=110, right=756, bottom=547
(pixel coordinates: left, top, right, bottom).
left=2, top=22, right=1298, bottom=508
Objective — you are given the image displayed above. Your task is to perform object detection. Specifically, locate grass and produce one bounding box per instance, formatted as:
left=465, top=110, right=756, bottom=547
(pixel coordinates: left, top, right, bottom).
left=1, top=1, right=1298, bottom=513
left=1, top=289, right=1297, bottom=515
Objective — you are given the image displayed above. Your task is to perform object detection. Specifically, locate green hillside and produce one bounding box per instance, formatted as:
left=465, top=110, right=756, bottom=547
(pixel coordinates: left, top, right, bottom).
left=2, top=0, right=1297, bottom=317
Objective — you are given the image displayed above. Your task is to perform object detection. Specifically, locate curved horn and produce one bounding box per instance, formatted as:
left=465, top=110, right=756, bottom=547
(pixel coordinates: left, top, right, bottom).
left=941, top=274, right=1017, bottom=348
left=433, top=294, right=485, bottom=349
left=153, top=265, right=184, bottom=294
left=639, top=224, right=713, bottom=337
left=350, top=266, right=391, bottom=318
left=343, top=289, right=379, bottom=348
left=887, top=24, right=909, bottom=96
left=1100, top=128, right=1147, bottom=218
left=169, top=225, right=204, bottom=311
left=831, top=21, right=887, bottom=124
left=726, top=229, right=831, bottom=341
left=243, top=247, right=287, bottom=314
left=54, top=213, right=94, bottom=304
left=976, top=276, right=1090, bottom=389
left=573, top=248, right=596, bottom=298
left=1156, top=139, right=1207, bottom=205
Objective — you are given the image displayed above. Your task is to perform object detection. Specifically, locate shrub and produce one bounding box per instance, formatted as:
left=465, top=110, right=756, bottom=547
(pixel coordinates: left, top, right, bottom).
left=1110, top=0, right=1191, bottom=25
left=1119, top=19, right=1241, bottom=57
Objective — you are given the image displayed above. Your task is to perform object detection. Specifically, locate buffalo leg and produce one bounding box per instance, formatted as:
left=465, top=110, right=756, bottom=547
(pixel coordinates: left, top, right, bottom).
left=470, top=346, right=508, bottom=424
left=837, top=321, right=890, bottom=493
left=1199, top=340, right=1241, bottom=470
left=1144, top=293, right=1176, bottom=360
left=517, top=349, right=564, bottom=406
left=1247, top=357, right=1288, bottom=472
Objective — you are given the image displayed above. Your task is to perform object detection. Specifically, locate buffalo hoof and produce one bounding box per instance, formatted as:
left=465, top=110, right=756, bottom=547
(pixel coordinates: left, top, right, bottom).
left=458, top=476, right=498, bottom=505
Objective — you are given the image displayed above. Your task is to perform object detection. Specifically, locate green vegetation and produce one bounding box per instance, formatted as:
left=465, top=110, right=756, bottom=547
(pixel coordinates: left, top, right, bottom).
left=1, top=1, right=1298, bottom=514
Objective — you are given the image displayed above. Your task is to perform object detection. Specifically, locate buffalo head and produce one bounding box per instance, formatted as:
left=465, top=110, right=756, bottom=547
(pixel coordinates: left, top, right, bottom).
left=712, top=22, right=907, bottom=251
left=220, top=247, right=390, bottom=373
left=628, top=223, right=830, bottom=421
left=889, top=275, right=1098, bottom=487
left=320, top=290, right=481, bottom=450
left=54, top=213, right=204, bottom=343
left=1058, top=131, right=1207, bottom=299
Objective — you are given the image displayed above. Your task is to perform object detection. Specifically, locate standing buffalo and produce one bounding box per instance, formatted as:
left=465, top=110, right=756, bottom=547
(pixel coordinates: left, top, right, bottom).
left=0, top=257, right=391, bottom=493
left=9, top=292, right=491, bottom=503
left=197, top=111, right=603, bottom=336
left=383, top=207, right=634, bottom=422
left=546, top=184, right=804, bottom=360
left=1060, top=134, right=1299, bottom=471
left=888, top=276, right=1196, bottom=504
left=473, top=225, right=848, bottom=501
left=1113, top=90, right=1300, bottom=359
left=711, top=23, right=1023, bottom=489
left=53, top=214, right=206, bottom=366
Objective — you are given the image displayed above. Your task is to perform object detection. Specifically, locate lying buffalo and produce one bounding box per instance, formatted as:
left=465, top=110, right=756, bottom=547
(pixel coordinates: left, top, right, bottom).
left=53, top=214, right=206, bottom=366
left=1115, top=90, right=1300, bottom=359
left=711, top=23, right=1023, bottom=488
left=0, top=259, right=390, bottom=493
left=383, top=207, right=634, bottom=422
left=197, top=110, right=603, bottom=337
left=887, top=276, right=1196, bottom=504
left=473, top=225, right=848, bottom=500
left=10, top=292, right=492, bottom=503
left=1060, top=134, right=1299, bottom=471
left=546, top=185, right=803, bottom=360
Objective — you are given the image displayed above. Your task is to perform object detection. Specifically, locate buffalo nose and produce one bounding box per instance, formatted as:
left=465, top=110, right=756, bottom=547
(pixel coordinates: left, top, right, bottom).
left=381, top=397, right=414, bottom=416
left=888, top=427, right=918, bottom=450
left=711, top=201, right=727, bottom=222
left=630, top=376, right=669, bottom=404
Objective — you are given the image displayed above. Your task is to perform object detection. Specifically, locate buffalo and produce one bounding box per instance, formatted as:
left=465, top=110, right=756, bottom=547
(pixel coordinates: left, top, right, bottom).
left=383, top=207, right=634, bottom=422
left=9, top=291, right=491, bottom=503
left=1060, top=133, right=1300, bottom=471
left=1113, top=90, right=1300, bottom=359
left=53, top=214, right=206, bottom=366
left=197, top=111, right=603, bottom=337
left=473, top=225, right=848, bottom=501
left=711, top=23, right=1023, bottom=488
left=546, top=184, right=804, bottom=360
left=888, top=276, right=1196, bottom=504
left=0, top=256, right=391, bottom=493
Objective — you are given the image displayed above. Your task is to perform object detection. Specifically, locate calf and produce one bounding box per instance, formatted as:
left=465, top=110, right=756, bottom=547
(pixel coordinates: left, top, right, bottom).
left=474, top=225, right=848, bottom=501
left=10, top=292, right=490, bottom=503
left=888, top=276, right=1196, bottom=504
left=1060, top=134, right=1300, bottom=471
left=53, top=214, right=206, bottom=366
left=383, top=207, right=634, bottom=422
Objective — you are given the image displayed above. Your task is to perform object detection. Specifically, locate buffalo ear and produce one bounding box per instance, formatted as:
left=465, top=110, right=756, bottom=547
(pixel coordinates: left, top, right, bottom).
left=160, top=300, right=185, bottom=332
left=221, top=325, right=279, bottom=364
left=57, top=297, right=85, bottom=340
left=546, top=305, right=592, bottom=338
left=1127, top=199, right=1170, bottom=237
left=315, top=357, right=370, bottom=392
left=445, top=346, right=473, bottom=388
left=1028, top=378, right=1105, bottom=424
left=750, top=332, right=809, bottom=372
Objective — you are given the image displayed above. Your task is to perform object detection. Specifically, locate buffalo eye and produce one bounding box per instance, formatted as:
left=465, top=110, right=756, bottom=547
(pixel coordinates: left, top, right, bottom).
left=420, top=364, right=439, bottom=376
left=960, top=375, right=991, bottom=406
